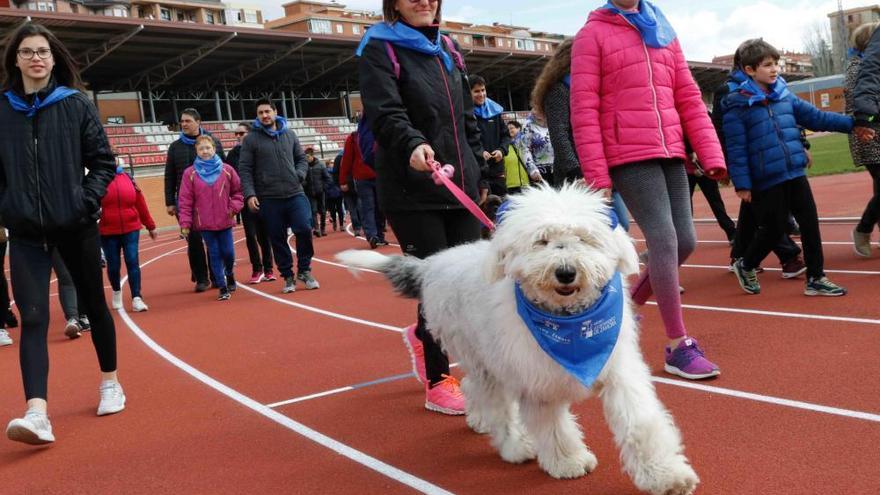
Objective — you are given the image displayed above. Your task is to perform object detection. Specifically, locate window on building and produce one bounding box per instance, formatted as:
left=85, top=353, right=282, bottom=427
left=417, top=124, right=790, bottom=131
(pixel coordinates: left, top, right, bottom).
left=70, top=3, right=77, bottom=12
left=463, top=35, right=471, bottom=44
left=451, top=33, right=459, bottom=40
left=308, top=19, right=332, bottom=34
left=524, top=40, right=535, bottom=51
left=177, top=11, right=185, bottom=21
left=206, top=12, right=215, bottom=24
left=336, top=23, right=343, bottom=33
left=160, top=8, right=171, bottom=20
left=244, top=10, right=258, bottom=23
left=353, top=25, right=360, bottom=34
left=515, top=39, right=524, bottom=49
left=103, top=7, right=128, bottom=17
left=27, top=1, right=55, bottom=11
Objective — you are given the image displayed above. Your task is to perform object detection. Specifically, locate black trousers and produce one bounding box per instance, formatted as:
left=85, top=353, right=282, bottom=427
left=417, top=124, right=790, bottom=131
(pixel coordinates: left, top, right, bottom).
left=0, top=240, right=8, bottom=330
left=186, top=229, right=210, bottom=284
left=385, top=209, right=481, bottom=386
left=856, top=163, right=880, bottom=234
left=743, top=176, right=823, bottom=278
left=326, top=196, right=345, bottom=228
left=687, top=174, right=736, bottom=241
left=309, top=193, right=327, bottom=232
left=11, top=223, right=116, bottom=400
left=242, top=207, right=273, bottom=274
left=731, top=200, right=801, bottom=263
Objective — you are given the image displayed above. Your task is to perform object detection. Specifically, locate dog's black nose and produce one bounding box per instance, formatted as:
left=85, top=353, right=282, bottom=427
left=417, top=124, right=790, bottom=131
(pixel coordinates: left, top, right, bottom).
left=555, top=266, right=576, bottom=284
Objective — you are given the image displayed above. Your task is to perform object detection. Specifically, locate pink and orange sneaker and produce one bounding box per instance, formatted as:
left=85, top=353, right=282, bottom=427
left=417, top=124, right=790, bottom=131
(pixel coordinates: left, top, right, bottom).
left=425, top=375, right=465, bottom=415
left=402, top=324, right=427, bottom=384
left=248, top=271, right=264, bottom=284
left=262, top=271, right=277, bottom=282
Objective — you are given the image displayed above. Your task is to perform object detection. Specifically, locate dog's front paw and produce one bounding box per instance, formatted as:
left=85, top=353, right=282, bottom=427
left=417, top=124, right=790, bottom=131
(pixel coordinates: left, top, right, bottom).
left=466, top=411, right=491, bottom=435
left=633, top=455, right=699, bottom=495
left=540, top=447, right=598, bottom=479
left=497, top=428, right=535, bottom=464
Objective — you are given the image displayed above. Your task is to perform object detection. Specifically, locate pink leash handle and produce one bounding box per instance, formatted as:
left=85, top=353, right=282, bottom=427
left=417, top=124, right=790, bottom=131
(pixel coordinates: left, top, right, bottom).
left=429, top=160, right=495, bottom=230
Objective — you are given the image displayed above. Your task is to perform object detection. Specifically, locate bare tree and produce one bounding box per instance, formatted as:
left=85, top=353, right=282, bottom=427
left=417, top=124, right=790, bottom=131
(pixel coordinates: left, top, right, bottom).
left=803, top=21, right=836, bottom=76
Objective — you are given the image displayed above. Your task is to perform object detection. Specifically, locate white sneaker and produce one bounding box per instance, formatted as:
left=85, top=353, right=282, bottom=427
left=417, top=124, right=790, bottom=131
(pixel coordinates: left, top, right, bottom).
left=6, top=410, right=54, bottom=444
left=111, top=291, right=123, bottom=310
left=97, top=381, right=126, bottom=416
left=63, top=318, right=82, bottom=340
left=0, top=329, right=12, bottom=346
left=131, top=297, right=148, bottom=312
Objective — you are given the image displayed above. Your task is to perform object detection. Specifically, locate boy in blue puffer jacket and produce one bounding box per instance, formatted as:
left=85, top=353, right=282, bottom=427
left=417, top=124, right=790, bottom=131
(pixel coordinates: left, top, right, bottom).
left=723, top=39, right=857, bottom=297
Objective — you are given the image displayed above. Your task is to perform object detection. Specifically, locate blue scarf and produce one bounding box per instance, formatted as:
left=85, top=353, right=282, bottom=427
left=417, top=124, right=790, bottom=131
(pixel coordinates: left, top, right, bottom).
left=473, top=97, right=504, bottom=119
left=4, top=85, right=78, bottom=118
left=194, top=154, right=223, bottom=186
left=115, top=165, right=125, bottom=175
left=848, top=47, right=864, bottom=59
left=253, top=116, right=288, bottom=138
left=356, top=21, right=454, bottom=73
left=603, top=0, right=677, bottom=49
left=562, top=74, right=571, bottom=88
left=516, top=272, right=624, bottom=388
left=731, top=69, right=790, bottom=106
left=179, top=128, right=205, bottom=146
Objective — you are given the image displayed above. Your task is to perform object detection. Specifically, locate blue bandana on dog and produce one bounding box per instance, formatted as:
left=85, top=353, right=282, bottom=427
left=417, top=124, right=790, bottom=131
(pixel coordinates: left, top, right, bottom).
left=515, top=271, right=623, bottom=388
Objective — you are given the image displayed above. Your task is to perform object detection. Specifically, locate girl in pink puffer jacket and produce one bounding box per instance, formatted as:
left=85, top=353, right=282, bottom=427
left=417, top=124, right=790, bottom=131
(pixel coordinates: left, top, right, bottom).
left=178, top=135, right=244, bottom=301
left=571, top=0, right=726, bottom=380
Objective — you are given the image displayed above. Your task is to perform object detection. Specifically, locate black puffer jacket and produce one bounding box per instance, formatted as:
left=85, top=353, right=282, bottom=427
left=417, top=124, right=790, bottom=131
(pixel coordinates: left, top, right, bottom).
left=238, top=123, right=308, bottom=200
left=853, top=27, right=880, bottom=121
left=304, top=157, right=332, bottom=197
left=358, top=28, right=483, bottom=212
left=226, top=144, right=241, bottom=172
left=0, top=82, right=116, bottom=241
left=163, top=130, right=224, bottom=206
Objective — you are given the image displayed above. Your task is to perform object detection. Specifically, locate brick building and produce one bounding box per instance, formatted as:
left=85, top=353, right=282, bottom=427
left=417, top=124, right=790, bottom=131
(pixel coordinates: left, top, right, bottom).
left=711, top=50, right=813, bottom=74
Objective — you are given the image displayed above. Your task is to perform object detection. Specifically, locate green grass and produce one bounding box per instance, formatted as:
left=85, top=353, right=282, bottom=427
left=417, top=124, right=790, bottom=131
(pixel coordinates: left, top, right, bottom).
left=806, top=133, right=858, bottom=177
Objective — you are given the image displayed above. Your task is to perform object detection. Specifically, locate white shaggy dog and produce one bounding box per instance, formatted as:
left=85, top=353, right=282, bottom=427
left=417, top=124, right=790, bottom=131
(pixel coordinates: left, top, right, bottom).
left=336, top=184, right=699, bottom=495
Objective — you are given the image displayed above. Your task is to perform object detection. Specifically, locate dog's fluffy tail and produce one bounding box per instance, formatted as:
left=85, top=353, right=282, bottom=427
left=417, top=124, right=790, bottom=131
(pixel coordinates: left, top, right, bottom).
left=335, top=249, right=426, bottom=299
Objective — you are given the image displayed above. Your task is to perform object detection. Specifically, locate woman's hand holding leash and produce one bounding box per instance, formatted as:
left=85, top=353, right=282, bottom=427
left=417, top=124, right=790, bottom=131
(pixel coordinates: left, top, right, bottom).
left=410, top=143, right=435, bottom=172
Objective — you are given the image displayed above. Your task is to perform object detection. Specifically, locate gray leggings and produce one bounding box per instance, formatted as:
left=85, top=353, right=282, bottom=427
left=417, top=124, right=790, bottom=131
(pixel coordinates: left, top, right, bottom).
left=610, top=159, right=695, bottom=339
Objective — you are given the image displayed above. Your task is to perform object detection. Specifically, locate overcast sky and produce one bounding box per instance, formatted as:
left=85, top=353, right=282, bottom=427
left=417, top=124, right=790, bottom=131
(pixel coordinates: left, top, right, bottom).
left=254, top=0, right=879, bottom=61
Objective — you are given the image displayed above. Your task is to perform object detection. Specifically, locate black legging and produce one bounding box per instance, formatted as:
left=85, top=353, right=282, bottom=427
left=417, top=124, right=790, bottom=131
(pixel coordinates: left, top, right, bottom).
left=11, top=223, right=116, bottom=400
left=0, top=240, right=8, bottom=330
left=242, top=207, right=273, bottom=274
left=687, top=173, right=736, bottom=241
left=384, top=209, right=481, bottom=386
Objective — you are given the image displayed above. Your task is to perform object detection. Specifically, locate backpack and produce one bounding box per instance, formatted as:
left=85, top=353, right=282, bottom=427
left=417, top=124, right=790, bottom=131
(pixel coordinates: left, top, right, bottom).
left=356, top=36, right=467, bottom=170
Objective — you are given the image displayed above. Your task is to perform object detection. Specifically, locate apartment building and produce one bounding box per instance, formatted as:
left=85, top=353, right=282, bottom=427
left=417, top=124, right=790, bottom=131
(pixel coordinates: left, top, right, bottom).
left=828, top=4, right=880, bottom=72
left=266, top=0, right=564, bottom=54
left=711, top=50, right=813, bottom=74
left=7, top=0, right=263, bottom=28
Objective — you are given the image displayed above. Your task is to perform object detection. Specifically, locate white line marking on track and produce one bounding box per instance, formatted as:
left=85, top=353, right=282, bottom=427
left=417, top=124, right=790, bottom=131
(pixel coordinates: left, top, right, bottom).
left=644, top=301, right=880, bottom=325
left=119, top=244, right=454, bottom=495
left=652, top=377, right=880, bottom=422
left=679, top=263, right=880, bottom=276
left=633, top=238, right=857, bottom=246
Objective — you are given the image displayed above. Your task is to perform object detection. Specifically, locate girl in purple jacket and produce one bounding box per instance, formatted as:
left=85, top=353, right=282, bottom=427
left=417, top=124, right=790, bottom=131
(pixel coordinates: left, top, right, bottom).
left=178, top=135, right=244, bottom=301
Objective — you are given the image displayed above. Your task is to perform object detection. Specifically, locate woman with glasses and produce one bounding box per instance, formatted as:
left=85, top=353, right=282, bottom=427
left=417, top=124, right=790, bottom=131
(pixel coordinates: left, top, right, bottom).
left=0, top=23, right=125, bottom=445
left=357, top=0, right=483, bottom=415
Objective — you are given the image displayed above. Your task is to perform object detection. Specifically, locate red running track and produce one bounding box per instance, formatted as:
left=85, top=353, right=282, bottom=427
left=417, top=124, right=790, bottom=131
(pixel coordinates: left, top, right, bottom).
left=0, top=172, right=878, bottom=494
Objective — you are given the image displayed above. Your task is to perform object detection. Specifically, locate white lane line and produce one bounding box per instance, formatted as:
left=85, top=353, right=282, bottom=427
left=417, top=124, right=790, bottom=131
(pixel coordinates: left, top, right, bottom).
left=633, top=238, right=856, bottom=246
left=645, top=301, right=880, bottom=325
left=266, top=387, right=355, bottom=408
left=119, top=245, right=454, bottom=495
left=652, top=377, right=880, bottom=423
left=672, top=263, right=880, bottom=276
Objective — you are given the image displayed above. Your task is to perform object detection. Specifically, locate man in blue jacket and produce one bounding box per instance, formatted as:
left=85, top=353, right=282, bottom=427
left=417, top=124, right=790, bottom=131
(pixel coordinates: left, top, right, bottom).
left=723, top=39, right=856, bottom=297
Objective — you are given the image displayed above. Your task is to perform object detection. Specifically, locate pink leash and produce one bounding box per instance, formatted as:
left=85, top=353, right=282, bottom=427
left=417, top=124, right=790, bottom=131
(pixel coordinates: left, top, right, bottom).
left=429, top=160, right=495, bottom=230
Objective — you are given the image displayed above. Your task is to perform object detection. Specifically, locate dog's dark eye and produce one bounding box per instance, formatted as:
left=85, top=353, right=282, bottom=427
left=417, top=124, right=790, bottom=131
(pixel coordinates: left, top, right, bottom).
left=535, top=238, right=549, bottom=246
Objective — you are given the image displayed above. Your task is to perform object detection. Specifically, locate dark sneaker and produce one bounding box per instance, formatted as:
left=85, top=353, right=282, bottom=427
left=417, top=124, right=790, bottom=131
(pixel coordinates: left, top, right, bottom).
left=369, top=236, right=380, bottom=249
left=227, top=274, right=237, bottom=292
left=194, top=281, right=210, bottom=293
left=728, top=258, right=764, bottom=273
left=78, top=315, right=91, bottom=332
left=664, top=338, right=720, bottom=380
left=781, top=255, right=807, bottom=279
left=296, top=270, right=320, bottom=290
left=217, top=288, right=231, bottom=301
left=6, top=309, right=18, bottom=328
left=805, top=276, right=847, bottom=297
left=376, top=239, right=390, bottom=246
left=282, top=276, right=296, bottom=294
left=732, top=259, right=760, bottom=294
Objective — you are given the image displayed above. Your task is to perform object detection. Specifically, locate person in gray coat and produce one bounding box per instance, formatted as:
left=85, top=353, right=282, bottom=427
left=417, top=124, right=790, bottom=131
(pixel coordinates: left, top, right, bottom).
left=237, top=99, right=319, bottom=294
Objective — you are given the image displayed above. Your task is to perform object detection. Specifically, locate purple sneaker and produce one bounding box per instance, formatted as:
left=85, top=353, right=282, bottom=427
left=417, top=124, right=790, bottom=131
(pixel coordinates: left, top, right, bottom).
left=664, top=338, right=720, bottom=380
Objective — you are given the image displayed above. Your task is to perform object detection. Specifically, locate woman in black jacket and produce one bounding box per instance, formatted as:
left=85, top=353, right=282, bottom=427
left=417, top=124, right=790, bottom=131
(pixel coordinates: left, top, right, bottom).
left=0, top=23, right=124, bottom=445
left=357, top=0, right=483, bottom=415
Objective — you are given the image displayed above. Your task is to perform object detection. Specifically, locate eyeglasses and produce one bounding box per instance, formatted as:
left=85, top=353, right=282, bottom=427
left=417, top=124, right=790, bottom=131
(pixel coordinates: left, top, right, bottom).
left=234, top=131, right=246, bottom=136
left=17, top=48, right=52, bottom=60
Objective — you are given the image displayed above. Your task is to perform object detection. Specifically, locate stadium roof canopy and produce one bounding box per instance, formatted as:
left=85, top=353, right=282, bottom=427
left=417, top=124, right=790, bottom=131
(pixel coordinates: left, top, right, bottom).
left=0, top=9, right=813, bottom=101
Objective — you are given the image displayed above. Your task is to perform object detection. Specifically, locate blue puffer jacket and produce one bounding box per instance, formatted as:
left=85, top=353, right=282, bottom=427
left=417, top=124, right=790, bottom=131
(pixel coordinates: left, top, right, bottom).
left=722, top=73, right=853, bottom=192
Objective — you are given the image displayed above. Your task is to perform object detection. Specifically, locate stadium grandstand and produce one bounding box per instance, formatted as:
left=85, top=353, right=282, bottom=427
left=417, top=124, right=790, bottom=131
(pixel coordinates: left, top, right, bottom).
left=0, top=3, right=813, bottom=172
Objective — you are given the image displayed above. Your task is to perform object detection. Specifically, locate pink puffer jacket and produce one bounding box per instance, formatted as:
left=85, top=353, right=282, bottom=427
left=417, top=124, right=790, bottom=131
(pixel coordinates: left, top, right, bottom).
left=570, top=8, right=725, bottom=189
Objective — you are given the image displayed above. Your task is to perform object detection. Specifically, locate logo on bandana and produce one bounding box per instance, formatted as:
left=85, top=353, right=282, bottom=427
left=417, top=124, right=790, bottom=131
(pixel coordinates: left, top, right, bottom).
left=515, top=272, right=624, bottom=388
